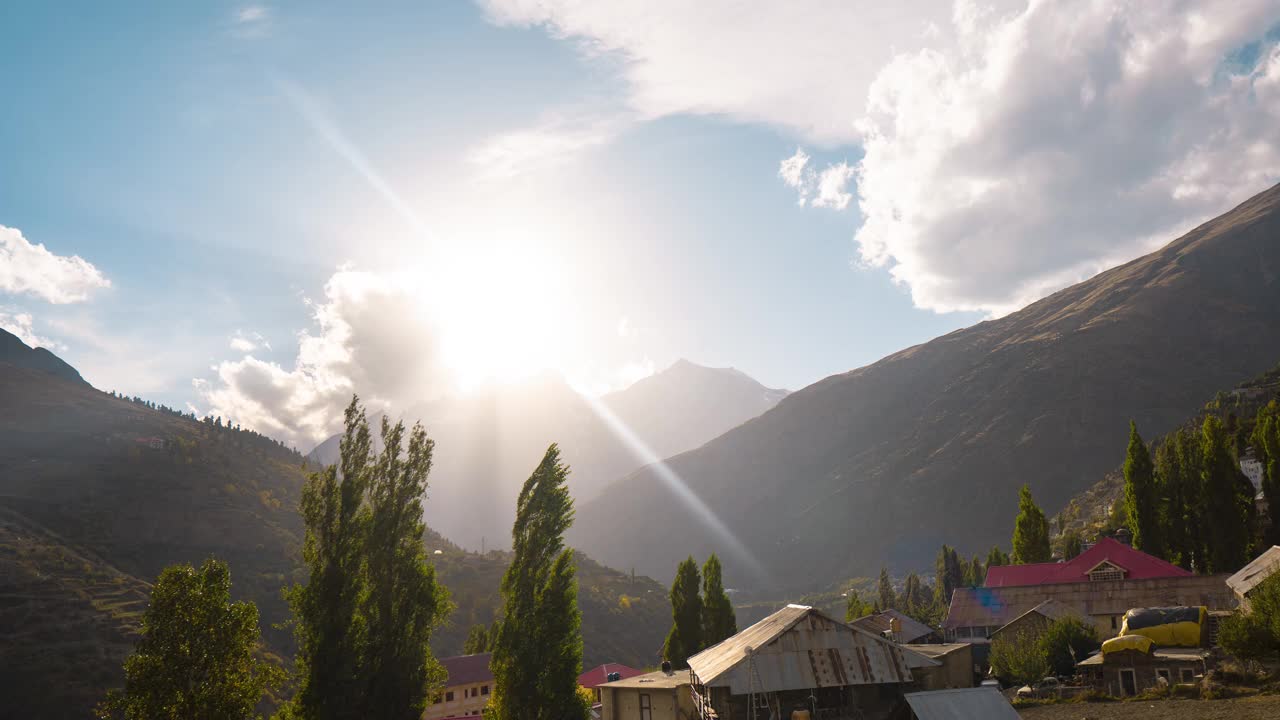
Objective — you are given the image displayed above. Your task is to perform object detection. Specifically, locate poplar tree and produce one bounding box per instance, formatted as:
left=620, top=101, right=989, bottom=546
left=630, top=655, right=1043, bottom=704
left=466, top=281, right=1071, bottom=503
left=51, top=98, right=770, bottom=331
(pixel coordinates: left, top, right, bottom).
left=1253, top=407, right=1280, bottom=545
left=490, top=445, right=589, bottom=720
left=1061, top=530, right=1083, bottom=561
left=986, top=546, right=1009, bottom=568
left=701, top=554, right=737, bottom=648
left=877, top=567, right=895, bottom=611
left=463, top=624, right=491, bottom=654
left=1123, top=421, right=1164, bottom=557
left=1011, top=484, right=1051, bottom=564
left=1155, top=432, right=1192, bottom=569
left=933, top=545, right=963, bottom=607
left=285, top=397, right=450, bottom=720
left=968, top=555, right=986, bottom=586
left=663, top=557, right=704, bottom=668
left=845, top=592, right=873, bottom=621
left=1201, top=416, right=1254, bottom=573
left=96, top=559, right=282, bottom=720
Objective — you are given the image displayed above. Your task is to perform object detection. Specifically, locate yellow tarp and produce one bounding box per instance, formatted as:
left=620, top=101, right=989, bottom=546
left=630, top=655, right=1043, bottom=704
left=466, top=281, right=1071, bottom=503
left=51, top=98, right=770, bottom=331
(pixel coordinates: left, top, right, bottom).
left=1102, top=634, right=1154, bottom=656
left=1119, top=607, right=1205, bottom=648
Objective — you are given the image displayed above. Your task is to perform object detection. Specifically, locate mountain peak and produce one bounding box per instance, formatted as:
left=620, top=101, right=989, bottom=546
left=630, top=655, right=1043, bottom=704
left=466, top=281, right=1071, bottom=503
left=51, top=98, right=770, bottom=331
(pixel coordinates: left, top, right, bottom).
left=0, top=328, right=86, bottom=385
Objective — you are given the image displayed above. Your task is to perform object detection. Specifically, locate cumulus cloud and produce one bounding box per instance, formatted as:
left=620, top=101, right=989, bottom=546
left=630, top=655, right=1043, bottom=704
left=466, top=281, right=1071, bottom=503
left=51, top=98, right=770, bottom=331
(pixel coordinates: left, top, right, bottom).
left=0, top=225, right=110, bottom=304
left=486, top=0, right=1280, bottom=313
left=196, top=270, right=447, bottom=447
left=0, top=309, right=60, bottom=350
left=851, top=0, right=1280, bottom=312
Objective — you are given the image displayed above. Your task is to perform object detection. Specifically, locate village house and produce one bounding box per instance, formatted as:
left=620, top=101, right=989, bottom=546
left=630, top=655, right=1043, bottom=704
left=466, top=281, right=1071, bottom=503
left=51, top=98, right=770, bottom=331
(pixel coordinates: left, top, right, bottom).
left=899, top=644, right=975, bottom=690
left=1227, top=545, right=1280, bottom=612
left=580, top=663, right=644, bottom=703
left=944, top=538, right=1232, bottom=646
left=423, top=653, right=492, bottom=720
left=685, top=604, right=914, bottom=720
left=988, top=599, right=1083, bottom=644
left=598, top=668, right=695, bottom=720
left=1076, top=646, right=1208, bottom=696
left=850, top=609, right=942, bottom=644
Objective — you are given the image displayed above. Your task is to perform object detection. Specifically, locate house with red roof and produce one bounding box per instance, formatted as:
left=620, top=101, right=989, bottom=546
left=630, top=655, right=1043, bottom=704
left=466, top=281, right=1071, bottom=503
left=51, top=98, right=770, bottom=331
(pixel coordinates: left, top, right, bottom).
left=943, top=538, right=1233, bottom=649
left=424, top=653, right=493, bottom=720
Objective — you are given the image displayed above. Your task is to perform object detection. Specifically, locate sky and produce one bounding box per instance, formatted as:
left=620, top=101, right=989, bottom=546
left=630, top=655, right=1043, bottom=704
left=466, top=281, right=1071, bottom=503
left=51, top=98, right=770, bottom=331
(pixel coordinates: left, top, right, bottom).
left=3, top=1, right=1280, bottom=449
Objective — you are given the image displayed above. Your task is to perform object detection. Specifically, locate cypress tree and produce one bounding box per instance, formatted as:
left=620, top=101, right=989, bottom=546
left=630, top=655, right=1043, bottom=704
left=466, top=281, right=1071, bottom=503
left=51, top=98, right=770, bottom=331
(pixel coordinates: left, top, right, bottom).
left=1201, top=416, right=1254, bottom=573
left=490, top=445, right=589, bottom=720
left=1123, top=421, right=1164, bottom=557
left=1011, top=484, right=1052, bottom=564
left=663, top=557, right=703, bottom=668
left=700, top=554, right=737, bottom=648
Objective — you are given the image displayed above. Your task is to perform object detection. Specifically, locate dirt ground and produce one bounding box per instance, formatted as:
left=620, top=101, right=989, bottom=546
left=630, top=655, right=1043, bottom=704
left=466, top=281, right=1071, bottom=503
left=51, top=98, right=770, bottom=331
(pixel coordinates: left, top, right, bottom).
left=1018, top=694, right=1280, bottom=719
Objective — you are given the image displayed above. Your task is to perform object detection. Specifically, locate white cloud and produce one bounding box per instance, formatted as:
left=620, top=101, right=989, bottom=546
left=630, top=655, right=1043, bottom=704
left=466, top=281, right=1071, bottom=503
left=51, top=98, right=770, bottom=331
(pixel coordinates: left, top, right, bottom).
left=229, top=336, right=256, bottom=352
left=469, top=112, right=628, bottom=182
left=851, top=0, right=1280, bottom=313
left=485, top=0, right=1280, bottom=314
left=0, top=309, right=60, bottom=350
left=0, top=225, right=110, bottom=304
left=232, top=5, right=272, bottom=38
left=229, top=330, right=270, bottom=353
left=237, top=5, right=267, bottom=24
left=197, top=270, right=448, bottom=447
left=478, top=0, right=960, bottom=144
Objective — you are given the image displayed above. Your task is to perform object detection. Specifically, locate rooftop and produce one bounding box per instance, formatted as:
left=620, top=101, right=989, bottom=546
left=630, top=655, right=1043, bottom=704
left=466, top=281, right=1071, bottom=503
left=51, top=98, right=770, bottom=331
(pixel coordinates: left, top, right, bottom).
left=900, top=643, right=971, bottom=659
left=985, top=538, right=1192, bottom=587
left=1076, top=648, right=1209, bottom=667
left=850, top=608, right=937, bottom=643
left=578, top=663, right=645, bottom=689
left=989, top=600, right=1083, bottom=637
left=1227, top=545, right=1280, bottom=597
left=440, top=652, right=493, bottom=687
left=599, top=669, right=689, bottom=690
left=904, top=688, right=1020, bottom=720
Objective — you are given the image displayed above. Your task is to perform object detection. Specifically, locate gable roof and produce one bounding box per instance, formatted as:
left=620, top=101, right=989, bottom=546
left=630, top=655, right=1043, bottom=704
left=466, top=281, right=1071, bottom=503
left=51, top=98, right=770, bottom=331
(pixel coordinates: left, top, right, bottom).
left=984, top=538, right=1192, bottom=587
left=942, top=587, right=1019, bottom=629
left=1227, top=545, right=1280, bottom=597
left=578, top=663, right=644, bottom=689
left=849, top=608, right=938, bottom=643
left=686, top=604, right=911, bottom=693
left=441, top=653, right=493, bottom=687
left=989, top=600, right=1083, bottom=638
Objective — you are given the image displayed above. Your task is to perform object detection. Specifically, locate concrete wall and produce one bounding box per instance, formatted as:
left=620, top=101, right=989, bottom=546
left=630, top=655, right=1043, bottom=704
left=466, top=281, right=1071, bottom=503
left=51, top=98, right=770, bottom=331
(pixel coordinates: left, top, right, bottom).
left=600, top=686, right=689, bottom=720
left=423, top=680, right=490, bottom=719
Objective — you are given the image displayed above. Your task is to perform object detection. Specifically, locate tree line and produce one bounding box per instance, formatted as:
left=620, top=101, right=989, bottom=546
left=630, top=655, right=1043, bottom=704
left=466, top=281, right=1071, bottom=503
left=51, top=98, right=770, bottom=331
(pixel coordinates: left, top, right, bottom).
left=661, top=554, right=738, bottom=668
left=1122, top=412, right=1267, bottom=574
left=96, top=396, right=591, bottom=720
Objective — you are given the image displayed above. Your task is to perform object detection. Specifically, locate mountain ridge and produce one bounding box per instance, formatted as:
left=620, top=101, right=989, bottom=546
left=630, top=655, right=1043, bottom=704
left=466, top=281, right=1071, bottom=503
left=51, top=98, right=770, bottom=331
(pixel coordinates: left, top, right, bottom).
left=570, top=182, right=1280, bottom=590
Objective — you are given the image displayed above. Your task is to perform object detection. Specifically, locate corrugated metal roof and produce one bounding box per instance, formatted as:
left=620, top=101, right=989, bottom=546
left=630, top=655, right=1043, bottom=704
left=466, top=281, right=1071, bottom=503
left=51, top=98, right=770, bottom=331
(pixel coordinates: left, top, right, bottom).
left=904, top=688, right=1020, bottom=720
left=984, top=538, right=1192, bottom=587
left=686, top=604, right=912, bottom=695
left=1227, top=545, right=1280, bottom=597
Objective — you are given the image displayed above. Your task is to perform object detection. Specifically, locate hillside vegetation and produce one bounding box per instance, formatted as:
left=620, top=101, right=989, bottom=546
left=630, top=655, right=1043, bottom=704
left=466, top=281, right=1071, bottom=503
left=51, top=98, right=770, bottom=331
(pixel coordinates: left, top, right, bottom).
left=0, top=339, right=672, bottom=718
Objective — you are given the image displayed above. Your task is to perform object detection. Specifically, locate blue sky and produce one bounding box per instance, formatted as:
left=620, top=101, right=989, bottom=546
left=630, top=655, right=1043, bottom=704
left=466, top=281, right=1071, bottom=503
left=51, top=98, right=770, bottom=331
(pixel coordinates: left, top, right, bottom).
left=3, top=1, right=1279, bottom=446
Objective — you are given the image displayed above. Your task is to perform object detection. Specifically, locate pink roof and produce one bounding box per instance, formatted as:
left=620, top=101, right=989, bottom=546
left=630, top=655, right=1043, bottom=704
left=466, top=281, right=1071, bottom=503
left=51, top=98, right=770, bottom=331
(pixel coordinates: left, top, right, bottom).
left=984, top=537, right=1192, bottom=587
left=441, top=652, right=493, bottom=687
left=578, top=663, right=644, bottom=688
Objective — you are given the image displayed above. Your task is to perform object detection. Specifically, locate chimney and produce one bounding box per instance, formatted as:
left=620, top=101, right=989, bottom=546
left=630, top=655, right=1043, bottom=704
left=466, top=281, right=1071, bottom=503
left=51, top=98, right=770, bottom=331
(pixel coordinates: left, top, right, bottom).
left=661, top=660, right=673, bottom=676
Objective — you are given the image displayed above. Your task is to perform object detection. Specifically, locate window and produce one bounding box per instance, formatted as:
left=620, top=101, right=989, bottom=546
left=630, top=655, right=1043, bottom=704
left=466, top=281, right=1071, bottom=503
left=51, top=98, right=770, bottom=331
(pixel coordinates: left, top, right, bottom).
left=1118, top=669, right=1137, bottom=697
left=1156, top=669, right=1171, bottom=683
left=481, top=685, right=490, bottom=696
left=445, top=691, right=454, bottom=702
left=639, top=693, right=652, bottom=720
left=1110, top=616, right=1118, bottom=630
left=1181, top=668, right=1195, bottom=683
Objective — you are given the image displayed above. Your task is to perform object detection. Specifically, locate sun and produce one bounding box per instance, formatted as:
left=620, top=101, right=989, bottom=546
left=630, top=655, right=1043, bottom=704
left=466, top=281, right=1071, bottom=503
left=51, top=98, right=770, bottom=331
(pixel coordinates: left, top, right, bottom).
left=425, top=238, right=583, bottom=392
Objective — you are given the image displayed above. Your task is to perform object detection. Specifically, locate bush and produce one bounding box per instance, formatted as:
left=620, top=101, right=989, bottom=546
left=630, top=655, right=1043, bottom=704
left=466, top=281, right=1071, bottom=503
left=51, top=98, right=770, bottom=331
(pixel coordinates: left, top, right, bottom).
left=989, top=629, right=1051, bottom=687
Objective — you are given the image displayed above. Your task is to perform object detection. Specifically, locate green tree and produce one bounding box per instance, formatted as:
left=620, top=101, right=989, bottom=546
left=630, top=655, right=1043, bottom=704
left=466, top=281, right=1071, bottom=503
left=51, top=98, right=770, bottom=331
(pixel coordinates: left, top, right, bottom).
left=1123, top=421, right=1164, bottom=557
left=933, top=545, right=963, bottom=608
left=1219, top=571, right=1280, bottom=664
left=701, top=554, right=737, bottom=648
left=1253, top=406, right=1280, bottom=545
left=463, top=624, right=491, bottom=654
left=284, top=397, right=450, bottom=720
left=967, top=555, right=985, bottom=587
left=845, top=592, right=873, bottom=621
left=877, top=567, right=895, bottom=611
left=900, top=573, right=937, bottom=625
left=490, top=445, right=590, bottom=720
left=1039, top=617, right=1099, bottom=676
left=1155, top=432, right=1193, bottom=569
left=1201, top=416, right=1254, bottom=573
left=1060, top=530, right=1083, bottom=561
left=1011, top=484, right=1052, bottom=564
left=663, top=556, right=704, bottom=668
left=988, top=629, right=1050, bottom=687
left=96, top=559, right=282, bottom=720
left=986, top=546, right=1009, bottom=568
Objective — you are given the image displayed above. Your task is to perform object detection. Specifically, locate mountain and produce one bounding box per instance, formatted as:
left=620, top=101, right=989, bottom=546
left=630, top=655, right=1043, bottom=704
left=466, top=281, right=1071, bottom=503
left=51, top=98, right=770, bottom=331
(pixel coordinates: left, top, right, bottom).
left=0, top=334, right=672, bottom=718
left=306, top=360, right=787, bottom=550
left=570, top=182, right=1280, bottom=592
left=0, top=328, right=85, bottom=384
